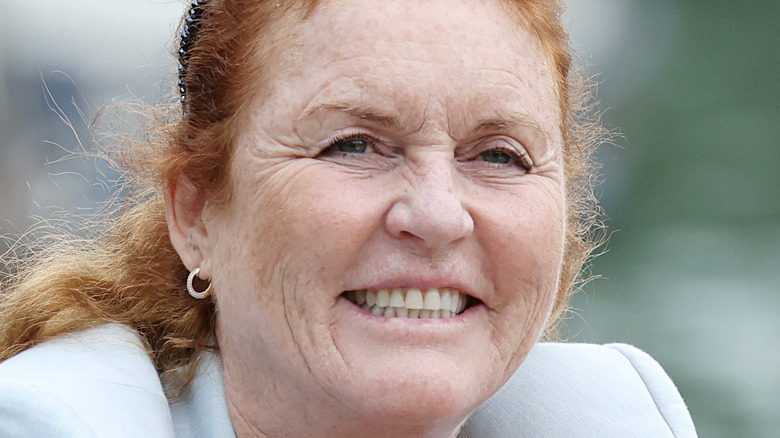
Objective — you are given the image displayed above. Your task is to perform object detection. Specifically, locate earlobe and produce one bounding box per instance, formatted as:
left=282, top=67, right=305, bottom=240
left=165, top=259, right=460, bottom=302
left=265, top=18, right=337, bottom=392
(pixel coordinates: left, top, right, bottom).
left=164, top=175, right=213, bottom=278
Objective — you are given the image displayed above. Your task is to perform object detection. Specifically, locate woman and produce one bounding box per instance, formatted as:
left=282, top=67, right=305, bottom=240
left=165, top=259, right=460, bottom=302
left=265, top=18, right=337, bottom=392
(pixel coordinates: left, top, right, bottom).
left=0, top=0, right=696, bottom=436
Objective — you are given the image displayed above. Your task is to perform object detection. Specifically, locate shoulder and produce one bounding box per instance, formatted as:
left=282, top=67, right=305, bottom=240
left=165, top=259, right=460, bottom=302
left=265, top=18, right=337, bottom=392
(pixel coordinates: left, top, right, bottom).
left=462, top=342, right=697, bottom=438
left=0, top=324, right=176, bottom=438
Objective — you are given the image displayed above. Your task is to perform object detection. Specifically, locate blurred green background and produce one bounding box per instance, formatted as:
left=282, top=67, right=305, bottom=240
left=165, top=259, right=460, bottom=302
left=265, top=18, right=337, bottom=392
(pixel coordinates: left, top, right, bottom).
left=562, top=2, right=779, bottom=437
left=1, top=1, right=777, bottom=436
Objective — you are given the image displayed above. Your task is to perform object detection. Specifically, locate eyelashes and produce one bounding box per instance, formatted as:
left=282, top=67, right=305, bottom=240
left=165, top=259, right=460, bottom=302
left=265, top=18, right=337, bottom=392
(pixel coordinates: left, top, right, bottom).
left=321, top=133, right=375, bottom=155
left=463, top=136, right=535, bottom=172
left=478, top=145, right=534, bottom=170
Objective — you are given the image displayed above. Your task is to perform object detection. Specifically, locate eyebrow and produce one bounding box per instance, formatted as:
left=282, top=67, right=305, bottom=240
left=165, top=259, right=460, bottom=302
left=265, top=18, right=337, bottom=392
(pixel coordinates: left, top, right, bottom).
left=472, top=114, right=545, bottom=136
left=302, top=102, right=402, bottom=130
left=303, top=102, right=548, bottom=144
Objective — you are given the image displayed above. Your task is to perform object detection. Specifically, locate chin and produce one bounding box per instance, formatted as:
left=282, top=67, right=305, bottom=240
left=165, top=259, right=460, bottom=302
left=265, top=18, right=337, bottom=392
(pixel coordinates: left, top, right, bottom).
left=341, top=377, right=482, bottom=435
left=323, top=347, right=503, bottom=431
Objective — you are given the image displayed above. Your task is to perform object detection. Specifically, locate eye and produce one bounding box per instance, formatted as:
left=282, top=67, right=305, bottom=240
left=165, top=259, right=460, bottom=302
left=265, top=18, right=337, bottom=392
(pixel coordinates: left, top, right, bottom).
left=480, top=149, right=512, bottom=164
left=316, top=132, right=397, bottom=169
left=475, top=145, right=534, bottom=171
left=324, top=134, right=371, bottom=154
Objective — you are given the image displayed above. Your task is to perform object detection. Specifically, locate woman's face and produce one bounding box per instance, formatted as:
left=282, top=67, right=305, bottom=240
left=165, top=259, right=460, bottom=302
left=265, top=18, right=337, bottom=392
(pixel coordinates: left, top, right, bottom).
left=200, top=0, right=565, bottom=434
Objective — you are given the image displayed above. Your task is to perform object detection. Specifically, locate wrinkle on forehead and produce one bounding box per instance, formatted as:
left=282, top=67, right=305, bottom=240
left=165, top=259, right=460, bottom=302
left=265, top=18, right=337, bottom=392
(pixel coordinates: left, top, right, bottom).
left=253, top=0, right=562, bottom=154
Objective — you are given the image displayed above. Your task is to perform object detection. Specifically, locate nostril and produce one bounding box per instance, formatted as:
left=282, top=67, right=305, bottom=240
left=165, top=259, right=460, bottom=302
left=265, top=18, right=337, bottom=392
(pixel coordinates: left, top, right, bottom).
left=399, top=230, right=420, bottom=240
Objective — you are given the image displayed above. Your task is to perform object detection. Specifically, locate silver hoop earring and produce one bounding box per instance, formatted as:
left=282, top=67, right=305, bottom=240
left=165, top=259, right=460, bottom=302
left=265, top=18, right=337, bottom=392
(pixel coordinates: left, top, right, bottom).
left=187, top=267, right=212, bottom=299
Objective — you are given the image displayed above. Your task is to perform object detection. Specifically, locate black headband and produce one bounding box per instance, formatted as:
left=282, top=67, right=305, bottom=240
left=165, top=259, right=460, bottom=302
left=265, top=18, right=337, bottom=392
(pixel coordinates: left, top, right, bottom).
left=178, top=0, right=208, bottom=112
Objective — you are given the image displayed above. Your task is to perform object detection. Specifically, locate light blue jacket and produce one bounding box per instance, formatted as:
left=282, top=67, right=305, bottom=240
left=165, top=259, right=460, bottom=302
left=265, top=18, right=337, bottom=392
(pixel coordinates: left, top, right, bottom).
left=0, top=324, right=697, bottom=437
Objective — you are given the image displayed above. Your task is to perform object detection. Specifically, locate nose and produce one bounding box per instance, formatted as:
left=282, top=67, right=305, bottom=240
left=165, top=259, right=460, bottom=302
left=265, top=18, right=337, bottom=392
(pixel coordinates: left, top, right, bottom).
left=385, top=157, right=474, bottom=252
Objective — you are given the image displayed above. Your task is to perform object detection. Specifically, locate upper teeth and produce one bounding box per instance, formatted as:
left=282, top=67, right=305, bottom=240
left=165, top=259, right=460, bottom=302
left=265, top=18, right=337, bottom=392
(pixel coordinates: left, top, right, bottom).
left=345, top=288, right=469, bottom=319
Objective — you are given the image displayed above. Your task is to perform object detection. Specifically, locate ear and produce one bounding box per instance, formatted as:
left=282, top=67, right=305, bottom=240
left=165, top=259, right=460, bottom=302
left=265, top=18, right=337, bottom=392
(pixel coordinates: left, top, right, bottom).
left=164, top=175, right=214, bottom=279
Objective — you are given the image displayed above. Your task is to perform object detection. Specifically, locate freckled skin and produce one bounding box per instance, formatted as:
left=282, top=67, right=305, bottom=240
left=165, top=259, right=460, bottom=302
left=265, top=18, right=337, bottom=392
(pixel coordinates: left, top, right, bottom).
left=172, top=0, right=566, bottom=437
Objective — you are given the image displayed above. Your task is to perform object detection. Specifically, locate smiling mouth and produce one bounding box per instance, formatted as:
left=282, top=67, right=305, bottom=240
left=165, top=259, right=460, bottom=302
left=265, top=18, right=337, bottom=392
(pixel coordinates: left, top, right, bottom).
left=342, top=288, right=475, bottom=319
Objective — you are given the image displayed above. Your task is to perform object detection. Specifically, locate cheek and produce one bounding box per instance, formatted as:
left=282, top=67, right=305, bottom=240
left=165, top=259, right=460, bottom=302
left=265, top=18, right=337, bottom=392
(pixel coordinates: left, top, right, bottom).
left=213, top=161, right=385, bottom=298
left=477, top=182, right=565, bottom=342
left=266, top=169, right=386, bottom=276
left=479, top=180, right=565, bottom=280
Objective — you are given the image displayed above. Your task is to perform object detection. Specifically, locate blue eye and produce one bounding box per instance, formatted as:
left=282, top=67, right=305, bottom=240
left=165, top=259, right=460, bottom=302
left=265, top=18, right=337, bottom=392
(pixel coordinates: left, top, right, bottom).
left=480, top=150, right=512, bottom=164
left=332, top=136, right=369, bottom=153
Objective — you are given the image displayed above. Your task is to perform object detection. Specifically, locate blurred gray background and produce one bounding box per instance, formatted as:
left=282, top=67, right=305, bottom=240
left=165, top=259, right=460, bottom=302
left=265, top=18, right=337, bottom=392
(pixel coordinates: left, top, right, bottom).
left=0, top=1, right=777, bottom=436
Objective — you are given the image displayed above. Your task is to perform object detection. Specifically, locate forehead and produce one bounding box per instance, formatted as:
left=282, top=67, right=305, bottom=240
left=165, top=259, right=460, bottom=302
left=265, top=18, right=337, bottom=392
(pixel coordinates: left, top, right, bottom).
left=255, top=0, right=559, bottom=135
